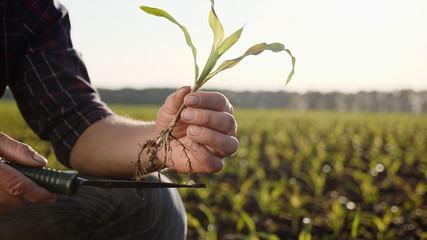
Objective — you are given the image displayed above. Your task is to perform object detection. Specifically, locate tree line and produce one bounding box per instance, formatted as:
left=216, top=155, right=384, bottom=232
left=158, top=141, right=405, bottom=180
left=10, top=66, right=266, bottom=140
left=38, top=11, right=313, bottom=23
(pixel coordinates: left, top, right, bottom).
left=97, top=88, right=427, bottom=113
left=2, top=88, right=427, bottom=113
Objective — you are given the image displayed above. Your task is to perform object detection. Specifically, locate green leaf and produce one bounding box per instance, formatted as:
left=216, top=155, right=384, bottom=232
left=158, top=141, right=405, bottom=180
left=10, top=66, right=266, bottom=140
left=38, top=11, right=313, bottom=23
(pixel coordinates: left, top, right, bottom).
left=187, top=213, right=206, bottom=237
left=237, top=210, right=257, bottom=233
left=298, top=227, right=312, bottom=240
left=199, top=203, right=216, bottom=226
left=203, top=42, right=296, bottom=85
left=140, top=4, right=296, bottom=91
left=194, top=1, right=224, bottom=88
left=208, top=2, right=224, bottom=51
left=217, top=26, right=244, bottom=57
left=257, top=232, right=281, bottom=240
left=139, top=6, right=199, bottom=80
left=196, top=51, right=219, bottom=88
left=198, top=203, right=218, bottom=239
left=351, top=211, right=360, bottom=238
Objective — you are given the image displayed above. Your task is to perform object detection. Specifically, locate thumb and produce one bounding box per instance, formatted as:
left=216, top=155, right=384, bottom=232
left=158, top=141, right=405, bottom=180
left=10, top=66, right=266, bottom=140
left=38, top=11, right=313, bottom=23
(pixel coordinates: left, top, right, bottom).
left=0, top=132, right=47, bottom=167
left=162, top=86, right=191, bottom=115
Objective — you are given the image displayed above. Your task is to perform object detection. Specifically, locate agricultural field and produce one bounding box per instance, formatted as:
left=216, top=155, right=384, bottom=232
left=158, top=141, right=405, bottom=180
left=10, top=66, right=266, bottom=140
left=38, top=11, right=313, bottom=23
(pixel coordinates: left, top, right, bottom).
left=1, top=100, right=426, bottom=239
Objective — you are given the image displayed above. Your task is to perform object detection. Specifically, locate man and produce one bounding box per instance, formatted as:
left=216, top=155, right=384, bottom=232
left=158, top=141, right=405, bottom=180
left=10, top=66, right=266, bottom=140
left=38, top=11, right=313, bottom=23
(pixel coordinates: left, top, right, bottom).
left=0, top=0, right=238, bottom=239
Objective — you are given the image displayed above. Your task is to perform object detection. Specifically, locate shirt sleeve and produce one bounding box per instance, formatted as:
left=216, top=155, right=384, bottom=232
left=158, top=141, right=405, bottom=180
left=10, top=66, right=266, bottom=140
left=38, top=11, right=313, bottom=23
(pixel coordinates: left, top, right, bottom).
left=8, top=0, right=113, bottom=168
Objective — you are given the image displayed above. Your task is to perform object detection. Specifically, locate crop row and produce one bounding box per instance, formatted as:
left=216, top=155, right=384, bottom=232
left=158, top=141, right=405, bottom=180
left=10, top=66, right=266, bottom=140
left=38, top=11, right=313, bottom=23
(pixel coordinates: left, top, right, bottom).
left=1, top=101, right=426, bottom=239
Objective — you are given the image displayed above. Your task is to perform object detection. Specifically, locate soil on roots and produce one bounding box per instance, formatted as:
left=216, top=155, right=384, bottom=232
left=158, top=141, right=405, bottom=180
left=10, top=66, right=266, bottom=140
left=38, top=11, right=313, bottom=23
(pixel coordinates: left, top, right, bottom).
left=133, top=124, right=194, bottom=183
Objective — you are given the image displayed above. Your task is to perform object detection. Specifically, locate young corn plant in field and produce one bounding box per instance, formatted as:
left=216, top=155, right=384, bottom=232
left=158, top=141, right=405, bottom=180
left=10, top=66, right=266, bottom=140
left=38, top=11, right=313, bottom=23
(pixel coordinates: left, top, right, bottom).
left=135, top=0, right=296, bottom=181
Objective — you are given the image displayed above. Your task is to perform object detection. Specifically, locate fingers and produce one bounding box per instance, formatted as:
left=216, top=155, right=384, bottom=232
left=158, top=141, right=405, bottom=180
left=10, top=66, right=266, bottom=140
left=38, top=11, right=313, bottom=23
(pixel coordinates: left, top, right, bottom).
left=0, top=132, right=56, bottom=210
left=0, top=189, right=24, bottom=211
left=184, top=91, right=233, bottom=114
left=186, top=126, right=239, bottom=157
left=187, top=143, right=224, bottom=174
left=0, top=132, right=47, bottom=167
left=159, top=87, right=239, bottom=174
left=181, top=90, right=237, bottom=136
left=181, top=109, right=237, bottom=136
left=180, top=91, right=238, bottom=159
left=0, top=163, right=56, bottom=210
left=181, top=90, right=238, bottom=163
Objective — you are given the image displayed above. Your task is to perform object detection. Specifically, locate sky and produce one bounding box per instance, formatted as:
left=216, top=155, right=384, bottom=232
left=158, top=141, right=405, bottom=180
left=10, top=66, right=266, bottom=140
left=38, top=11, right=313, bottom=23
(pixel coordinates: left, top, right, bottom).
left=59, top=0, right=427, bottom=93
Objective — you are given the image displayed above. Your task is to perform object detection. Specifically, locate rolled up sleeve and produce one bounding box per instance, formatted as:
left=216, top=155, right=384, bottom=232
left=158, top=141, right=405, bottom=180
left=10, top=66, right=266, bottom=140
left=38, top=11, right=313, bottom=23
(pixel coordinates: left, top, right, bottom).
left=8, top=0, right=113, bottom=167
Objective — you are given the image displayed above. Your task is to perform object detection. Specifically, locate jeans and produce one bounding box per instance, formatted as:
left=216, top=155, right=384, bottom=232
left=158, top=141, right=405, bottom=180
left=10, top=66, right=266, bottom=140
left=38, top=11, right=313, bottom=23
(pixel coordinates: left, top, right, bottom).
left=0, top=174, right=187, bottom=240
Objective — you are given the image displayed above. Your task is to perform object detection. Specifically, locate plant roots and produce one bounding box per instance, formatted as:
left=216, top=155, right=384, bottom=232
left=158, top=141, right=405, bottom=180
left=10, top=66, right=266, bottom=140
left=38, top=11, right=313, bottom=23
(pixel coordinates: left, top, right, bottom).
left=133, top=103, right=194, bottom=184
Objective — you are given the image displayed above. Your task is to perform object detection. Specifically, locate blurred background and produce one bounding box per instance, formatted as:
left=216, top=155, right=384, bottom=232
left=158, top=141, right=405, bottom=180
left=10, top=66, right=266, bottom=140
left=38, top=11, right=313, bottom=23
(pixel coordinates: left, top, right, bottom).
left=1, top=0, right=426, bottom=239
left=59, top=0, right=427, bottom=93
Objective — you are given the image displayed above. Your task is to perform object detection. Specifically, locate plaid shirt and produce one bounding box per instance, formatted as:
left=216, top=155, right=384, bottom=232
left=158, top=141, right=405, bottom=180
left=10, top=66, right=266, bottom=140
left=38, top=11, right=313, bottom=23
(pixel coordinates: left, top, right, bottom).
left=1, top=0, right=113, bottom=167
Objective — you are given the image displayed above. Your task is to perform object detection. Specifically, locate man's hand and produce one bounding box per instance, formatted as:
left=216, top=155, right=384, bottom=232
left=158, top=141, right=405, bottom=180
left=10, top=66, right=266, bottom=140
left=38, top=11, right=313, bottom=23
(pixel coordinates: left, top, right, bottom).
left=155, top=86, right=239, bottom=173
left=0, top=132, right=56, bottom=211
left=69, top=86, right=238, bottom=177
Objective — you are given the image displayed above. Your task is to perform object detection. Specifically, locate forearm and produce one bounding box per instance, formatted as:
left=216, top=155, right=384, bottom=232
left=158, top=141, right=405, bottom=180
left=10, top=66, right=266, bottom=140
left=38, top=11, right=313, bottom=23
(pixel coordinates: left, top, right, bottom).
left=68, top=87, right=239, bottom=178
left=69, top=115, right=159, bottom=178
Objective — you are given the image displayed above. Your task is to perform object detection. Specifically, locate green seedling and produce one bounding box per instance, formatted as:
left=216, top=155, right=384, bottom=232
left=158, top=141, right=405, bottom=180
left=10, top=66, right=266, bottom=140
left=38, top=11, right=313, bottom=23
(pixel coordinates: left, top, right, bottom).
left=135, top=0, right=295, bottom=181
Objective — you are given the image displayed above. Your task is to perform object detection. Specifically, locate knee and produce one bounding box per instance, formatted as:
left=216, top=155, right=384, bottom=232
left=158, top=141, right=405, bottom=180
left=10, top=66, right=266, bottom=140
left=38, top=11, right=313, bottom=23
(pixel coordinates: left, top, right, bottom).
left=145, top=173, right=187, bottom=215
left=144, top=173, right=188, bottom=238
